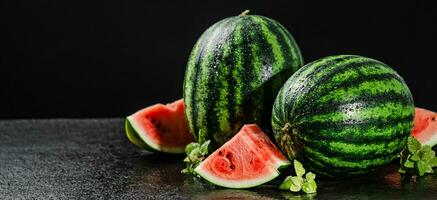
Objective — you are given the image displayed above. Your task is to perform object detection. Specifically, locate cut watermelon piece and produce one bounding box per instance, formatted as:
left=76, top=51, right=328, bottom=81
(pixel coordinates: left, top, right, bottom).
left=195, top=124, right=290, bottom=188
left=125, top=99, right=193, bottom=154
left=412, top=107, right=437, bottom=147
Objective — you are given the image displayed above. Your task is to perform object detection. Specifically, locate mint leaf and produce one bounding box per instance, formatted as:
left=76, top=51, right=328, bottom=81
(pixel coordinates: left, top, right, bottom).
left=302, top=179, right=317, bottom=194
left=404, top=159, right=415, bottom=168
left=200, top=140, right=210, bottom=152
left=408, top=136, right=421, bottom=153
left=289, top=176, right=303, bottom=192
left=417, top=160, right=428, bottom=176
left=280, top=159, right=317, bottom=194
left=426, top=165, right=434, bottom=174
left=399, top=167, right=406, bottom=174
left=421, top=148, right=435, bottom=162
left=422, top=145, right=432, bottom=153
left=294, top=160, right=305, bottom=177
left=185, top=142, right=200, bottom=154
left=400, top=136, right=437, bottom=178
left=279, top=176, right=293, bottom=190
left=305, top=172, right=316, bottom=180
left=431, top=157, right=437, bottom=167
left=410, top=152, right=420, bottom=161
left=181, top=140, right=210, bottom=176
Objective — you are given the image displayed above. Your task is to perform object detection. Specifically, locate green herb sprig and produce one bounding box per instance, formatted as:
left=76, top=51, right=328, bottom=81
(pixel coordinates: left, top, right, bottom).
left=181, top=130, right=210, bottom=176
left=399, top=136, right=437, bottom=176
left=279, top=160, right=317, bottom=194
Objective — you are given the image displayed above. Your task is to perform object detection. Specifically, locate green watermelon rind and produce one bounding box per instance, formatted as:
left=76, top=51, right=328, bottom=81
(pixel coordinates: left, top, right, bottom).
left=194, top=157, right=291, bottom=189
left=425, top=135, right=437, bottom=147
left=183, top=14, right=304, bottom=149
left=272, top=55, right=415, bottom=178
left=125, top=118, right=154, bottom=152
left=125, top=116, right=186, bottom=154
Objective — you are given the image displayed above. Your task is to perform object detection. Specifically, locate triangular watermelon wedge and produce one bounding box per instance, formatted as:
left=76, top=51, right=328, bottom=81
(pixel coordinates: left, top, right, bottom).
left=412, top=107, right=437, bottom=147
left=125, top=99, right=193, bottom=153
left=195, top=124, right=290, bottom=188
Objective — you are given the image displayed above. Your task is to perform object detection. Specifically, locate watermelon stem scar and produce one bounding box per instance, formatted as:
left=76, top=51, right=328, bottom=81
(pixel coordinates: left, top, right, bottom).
left=279, top=123, right=302, bottom=159
left=239, top=10, right=250, bottom=16
left=281, top=123, right=292, bottom=133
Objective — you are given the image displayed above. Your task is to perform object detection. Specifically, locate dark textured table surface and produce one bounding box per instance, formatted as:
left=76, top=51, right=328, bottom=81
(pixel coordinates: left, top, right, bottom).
left=1, top=119, right=436, bottom=199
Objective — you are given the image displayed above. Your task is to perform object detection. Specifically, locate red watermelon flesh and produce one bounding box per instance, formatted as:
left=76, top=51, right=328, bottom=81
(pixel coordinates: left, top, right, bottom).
left=412, top=107, right=437, bottom=147
left=195, top=124, right=290, bottom=188
left=125, top=99, right=193, bottom=153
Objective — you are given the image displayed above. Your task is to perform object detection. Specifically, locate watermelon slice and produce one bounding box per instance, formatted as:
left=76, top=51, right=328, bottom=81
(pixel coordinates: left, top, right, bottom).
left=195, top=124, right=290, bottom=188
left=125, top=99, right=193, bottom=153
left=412, top=107, right=437, bottom=147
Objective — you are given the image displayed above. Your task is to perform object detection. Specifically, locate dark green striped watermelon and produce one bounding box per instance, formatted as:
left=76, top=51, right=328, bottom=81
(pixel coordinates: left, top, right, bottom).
left=271, top=55, right=415, bottom=178
left=183, top=12, right=303, bottom=148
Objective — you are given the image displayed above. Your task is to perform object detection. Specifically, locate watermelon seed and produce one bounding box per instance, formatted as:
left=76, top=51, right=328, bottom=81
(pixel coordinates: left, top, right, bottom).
left=230, top=165, right=235, bottom=170
left=218, top=151, right=223, bottom=156
left=432, top=117, right=435, bottom=121
left=226, top=152, right=233, bottom=159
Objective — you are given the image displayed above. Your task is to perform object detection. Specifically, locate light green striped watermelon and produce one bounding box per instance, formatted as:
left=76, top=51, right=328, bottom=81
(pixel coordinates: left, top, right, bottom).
left=183, top=11, right=303, bottom=148
left=272, top=55, right=415, bottom=178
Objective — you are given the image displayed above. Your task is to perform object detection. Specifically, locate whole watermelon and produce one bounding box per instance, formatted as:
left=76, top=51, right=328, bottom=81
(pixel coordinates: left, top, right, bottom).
left=272, top=55, right=415, bottom=178
left=183, top=12, right=303, bottom=148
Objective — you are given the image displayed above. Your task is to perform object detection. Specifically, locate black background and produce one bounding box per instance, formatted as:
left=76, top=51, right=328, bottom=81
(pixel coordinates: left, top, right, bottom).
left=1, top=1, right=436, bottom=119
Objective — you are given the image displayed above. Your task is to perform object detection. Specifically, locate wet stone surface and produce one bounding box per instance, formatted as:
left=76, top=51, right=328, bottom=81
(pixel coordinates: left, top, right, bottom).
left=1, top=119, right=436, bottom=199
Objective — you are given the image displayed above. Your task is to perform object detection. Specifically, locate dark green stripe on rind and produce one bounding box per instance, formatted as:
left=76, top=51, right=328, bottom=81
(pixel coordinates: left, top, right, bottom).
left=266, top=18, right=303, bottom=72
left=276, top=55, right=360, bottom=124
left=301, top=136, right=406, bottom=161
left=247, top=16, right=265, bottom=130
left=272, top=55, right=414, bottom=178
left=184, top=19, right=228, bottom=140
left=229, top=23, right=245, bottom=133
left=184, top=14, right=303, bottom=148
left=297, top=101, right=413, bottom=125
left=302, top=150, right=400, bottom=177
left=298, top=116, right=413, bottom=145
left=202, top=17, right=239, bottom=145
